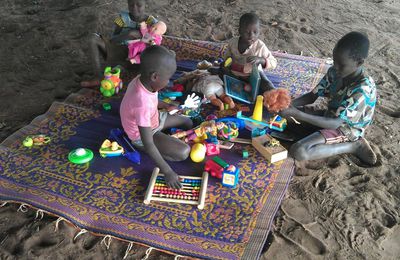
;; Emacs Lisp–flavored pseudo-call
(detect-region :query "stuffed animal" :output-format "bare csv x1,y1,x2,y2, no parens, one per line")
127,21,167,64
174,70,235,111
263,88,291,113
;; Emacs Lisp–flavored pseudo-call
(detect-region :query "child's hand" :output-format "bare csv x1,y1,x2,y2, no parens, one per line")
247,56,265,66
164,170,182,189
140,21,147,28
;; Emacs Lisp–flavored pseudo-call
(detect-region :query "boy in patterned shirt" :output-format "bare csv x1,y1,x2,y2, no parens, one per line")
81,0,157,87
279,32,377,165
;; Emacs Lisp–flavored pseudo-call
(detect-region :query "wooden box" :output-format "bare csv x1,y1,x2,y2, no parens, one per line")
252,134,288,163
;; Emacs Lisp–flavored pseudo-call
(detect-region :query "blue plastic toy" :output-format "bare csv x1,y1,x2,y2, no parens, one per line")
158,91,183,100
216,117,246,130
222,165,240,188
109,128,141,164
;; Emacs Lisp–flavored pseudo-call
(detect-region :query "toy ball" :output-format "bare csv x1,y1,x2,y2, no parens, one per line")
263,88,291,113
190,143,206,163
68,148,94,164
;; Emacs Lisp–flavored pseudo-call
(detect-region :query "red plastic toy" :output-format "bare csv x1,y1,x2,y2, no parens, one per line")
204,159,224,179
206,143,220,156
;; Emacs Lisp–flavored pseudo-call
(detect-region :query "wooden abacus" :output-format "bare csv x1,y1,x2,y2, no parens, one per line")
143,168,209,209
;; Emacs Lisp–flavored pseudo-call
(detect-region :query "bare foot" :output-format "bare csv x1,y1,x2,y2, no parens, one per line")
80,79,100,88
211,98,224,110
222,95,235,109
354,137,377,165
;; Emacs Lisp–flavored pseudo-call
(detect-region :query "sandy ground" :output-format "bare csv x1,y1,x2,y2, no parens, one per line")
1,0,400,259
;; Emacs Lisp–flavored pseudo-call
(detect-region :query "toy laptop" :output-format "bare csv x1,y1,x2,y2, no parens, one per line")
223,64,260,104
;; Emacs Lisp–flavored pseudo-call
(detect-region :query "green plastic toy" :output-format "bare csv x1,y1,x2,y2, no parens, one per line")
102,103,111,111
68,148,94,164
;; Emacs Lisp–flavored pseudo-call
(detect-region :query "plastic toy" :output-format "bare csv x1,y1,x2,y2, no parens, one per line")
224,57,232,67
102,103,111,111
158,91,183,100
252,134,287,163
231,138,252,144
190,143,206,162
204,159,224,179
172,120,225,143
174,70,235,111
145,15,158,25
224,64,260,104
206,143,220,156
216,117,245,130
236,111,269,127
109,128,141,164
128,21,167,64
217,122,239,141
252,95,264,121
68,148,94,164
144,168,209,209
222,165,240,188
218,140,234,149
268,115,287,132
242,150,249,159
205,156,229,179
99,139,124,158
263,88,291,113
23,135,51,147
100,67,123,97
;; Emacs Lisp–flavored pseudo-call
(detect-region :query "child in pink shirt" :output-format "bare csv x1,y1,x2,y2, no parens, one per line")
120,46,192,188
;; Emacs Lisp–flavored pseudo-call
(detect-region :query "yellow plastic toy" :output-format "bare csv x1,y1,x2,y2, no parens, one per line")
252,95,264,121
190,143,206,163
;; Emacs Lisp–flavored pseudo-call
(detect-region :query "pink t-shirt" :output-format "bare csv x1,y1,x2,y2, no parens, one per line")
120,75,159,141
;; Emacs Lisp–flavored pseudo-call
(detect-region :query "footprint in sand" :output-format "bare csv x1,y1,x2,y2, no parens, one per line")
81,236,102,250
378,105,400,118
312,174,328,192
23,233,62,256
279,215,328,256
300,26,314,35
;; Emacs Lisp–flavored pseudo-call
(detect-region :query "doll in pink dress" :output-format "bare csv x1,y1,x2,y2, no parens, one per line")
127,21,167,64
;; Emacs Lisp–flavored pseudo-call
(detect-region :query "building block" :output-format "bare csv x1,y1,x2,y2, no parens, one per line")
206,143,220,156
222,165,240,188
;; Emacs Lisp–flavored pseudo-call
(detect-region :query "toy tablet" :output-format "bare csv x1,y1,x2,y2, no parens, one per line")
144,168,209,209
224,64,260,104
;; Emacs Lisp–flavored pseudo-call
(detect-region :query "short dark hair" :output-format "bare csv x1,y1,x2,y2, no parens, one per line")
336,31,370,62
140,45,175,76
239,12,259,29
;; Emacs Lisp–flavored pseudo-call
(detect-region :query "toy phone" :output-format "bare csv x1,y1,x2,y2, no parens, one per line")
218,140,234,149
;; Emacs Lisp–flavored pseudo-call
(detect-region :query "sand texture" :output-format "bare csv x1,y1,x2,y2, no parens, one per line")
1,0,399,259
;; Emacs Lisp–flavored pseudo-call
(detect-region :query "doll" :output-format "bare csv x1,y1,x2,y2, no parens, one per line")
263,88,291,113
174,70,235,111
127,21,167,64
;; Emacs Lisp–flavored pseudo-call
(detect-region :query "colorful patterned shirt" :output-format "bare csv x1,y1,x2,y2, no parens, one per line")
312,67,376,141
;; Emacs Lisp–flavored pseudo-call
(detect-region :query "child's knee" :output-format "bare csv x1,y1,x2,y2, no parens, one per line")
182,117,193,129
172,143,190,161
289,142,309,161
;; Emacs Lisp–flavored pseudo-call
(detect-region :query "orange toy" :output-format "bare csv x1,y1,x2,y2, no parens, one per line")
263,88,291,113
